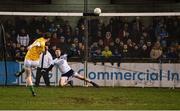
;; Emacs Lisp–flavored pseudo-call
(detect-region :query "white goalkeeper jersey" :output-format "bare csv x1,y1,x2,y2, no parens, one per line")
52,54,71,74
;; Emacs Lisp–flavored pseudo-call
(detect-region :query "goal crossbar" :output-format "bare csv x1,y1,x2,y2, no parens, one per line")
0,12,180,16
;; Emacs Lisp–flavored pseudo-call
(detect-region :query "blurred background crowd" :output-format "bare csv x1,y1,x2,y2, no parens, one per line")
0,16,180,64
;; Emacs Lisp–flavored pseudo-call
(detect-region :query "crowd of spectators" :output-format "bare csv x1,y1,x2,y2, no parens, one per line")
0,16,180,63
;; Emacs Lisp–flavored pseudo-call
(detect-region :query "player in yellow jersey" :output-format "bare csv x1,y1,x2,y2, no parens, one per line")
15,36,50,96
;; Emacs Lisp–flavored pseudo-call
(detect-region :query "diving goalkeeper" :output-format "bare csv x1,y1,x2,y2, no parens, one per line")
47,48,99,87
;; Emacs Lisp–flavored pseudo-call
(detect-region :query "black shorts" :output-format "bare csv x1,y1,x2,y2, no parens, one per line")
61,69,74,78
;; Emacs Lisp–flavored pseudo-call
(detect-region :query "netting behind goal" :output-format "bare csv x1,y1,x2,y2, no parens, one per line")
0,12,179,87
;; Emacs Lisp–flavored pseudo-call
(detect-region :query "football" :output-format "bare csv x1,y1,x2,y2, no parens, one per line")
94,8,101,15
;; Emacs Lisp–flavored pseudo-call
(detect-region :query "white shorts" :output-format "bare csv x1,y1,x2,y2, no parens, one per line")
24,59,39,68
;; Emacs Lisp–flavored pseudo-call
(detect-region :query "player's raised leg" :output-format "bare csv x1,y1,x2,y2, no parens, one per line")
15,68,25,77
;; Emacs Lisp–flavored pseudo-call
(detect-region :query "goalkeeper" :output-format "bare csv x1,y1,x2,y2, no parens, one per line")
47,48,99,87
15,35,50,96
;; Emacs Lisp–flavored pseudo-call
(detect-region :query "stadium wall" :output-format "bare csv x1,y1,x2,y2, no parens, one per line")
1,62,178,87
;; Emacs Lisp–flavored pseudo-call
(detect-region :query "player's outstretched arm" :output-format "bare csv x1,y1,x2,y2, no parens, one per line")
46,64,54,72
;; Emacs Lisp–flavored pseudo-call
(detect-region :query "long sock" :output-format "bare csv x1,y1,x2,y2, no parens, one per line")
28,85,35,93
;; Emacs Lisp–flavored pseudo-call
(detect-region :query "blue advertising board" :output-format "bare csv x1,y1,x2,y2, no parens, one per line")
0,61,19,85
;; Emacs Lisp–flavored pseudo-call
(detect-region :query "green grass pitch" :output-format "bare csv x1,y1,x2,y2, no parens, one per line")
0,86,180,110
